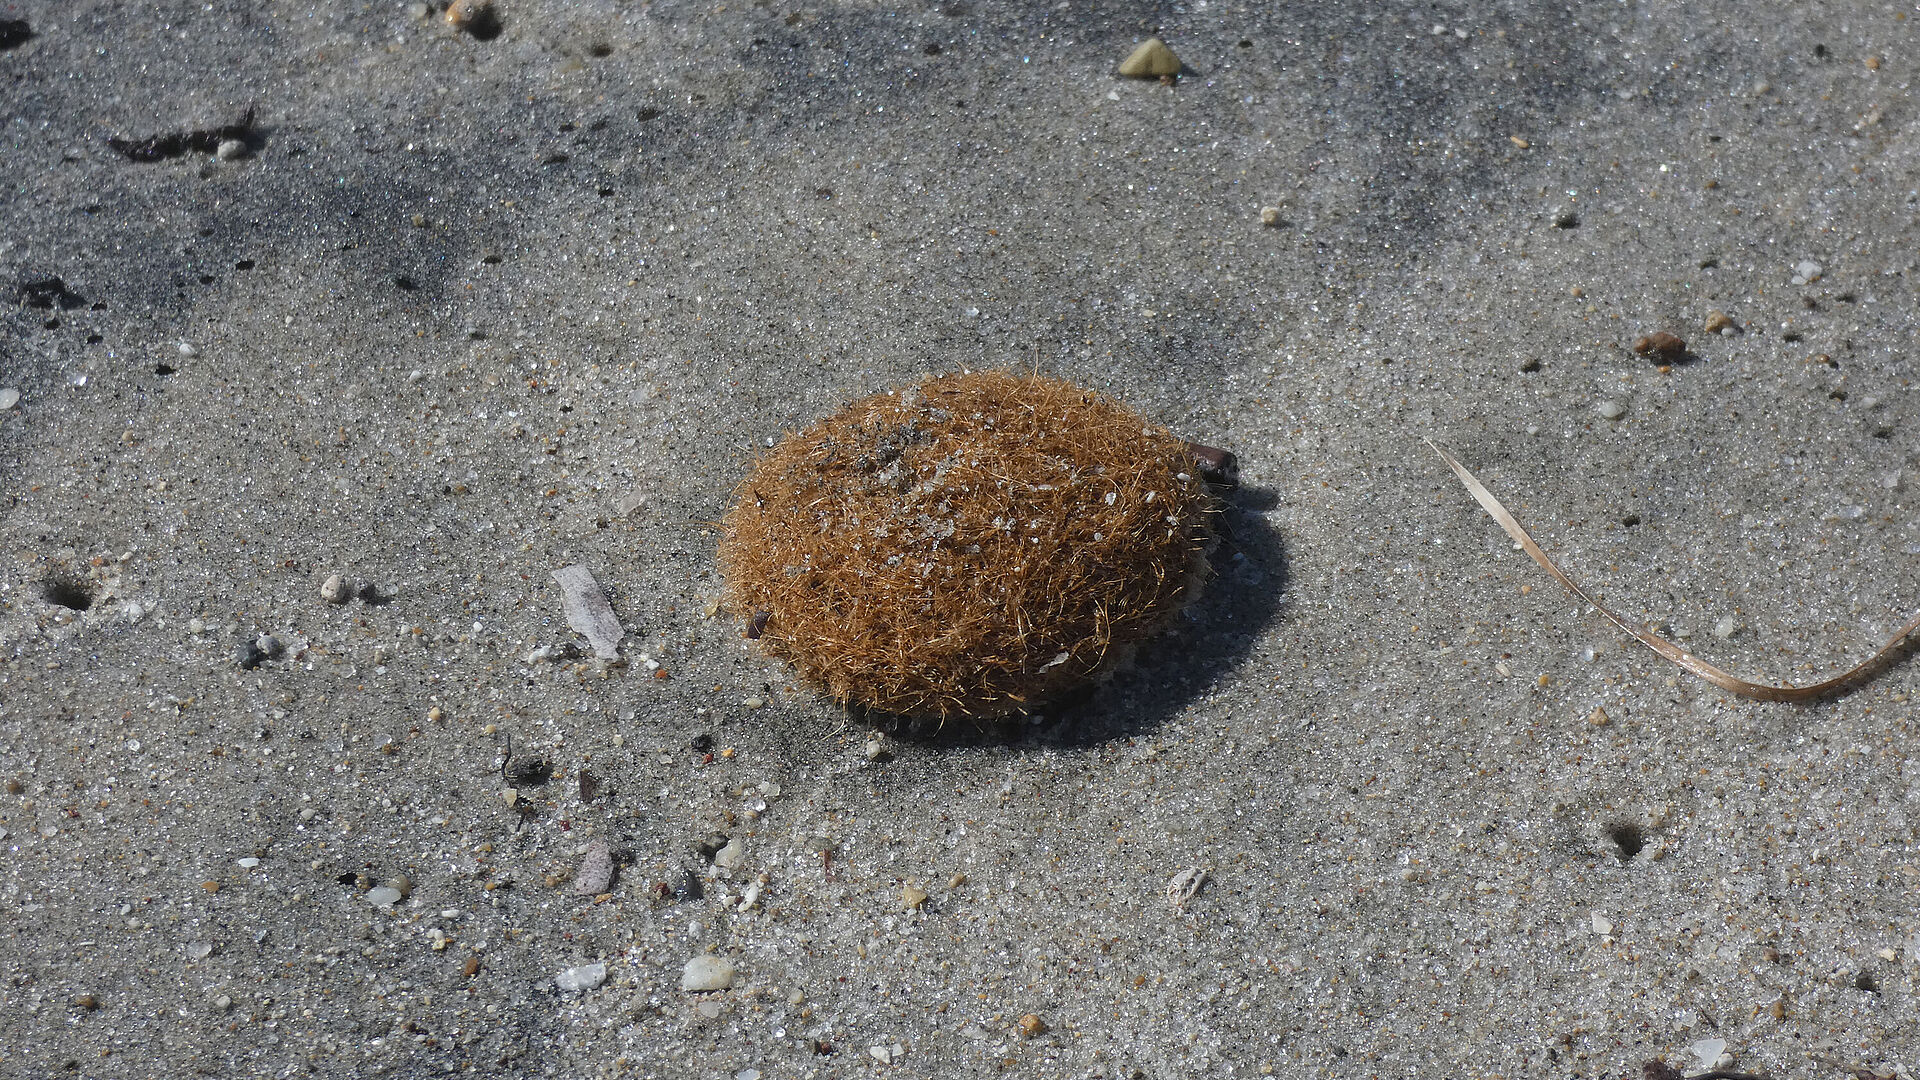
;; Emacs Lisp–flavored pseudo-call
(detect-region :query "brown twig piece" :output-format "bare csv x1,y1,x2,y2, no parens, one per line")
1429,440,1920,702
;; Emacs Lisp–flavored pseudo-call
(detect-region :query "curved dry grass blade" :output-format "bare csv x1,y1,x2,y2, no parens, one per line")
1427,439,1920,703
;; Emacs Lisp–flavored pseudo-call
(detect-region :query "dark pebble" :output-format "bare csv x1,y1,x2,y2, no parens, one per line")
676,868,705,901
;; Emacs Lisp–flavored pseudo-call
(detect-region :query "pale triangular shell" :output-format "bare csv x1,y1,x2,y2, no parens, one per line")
1118,37,1180,78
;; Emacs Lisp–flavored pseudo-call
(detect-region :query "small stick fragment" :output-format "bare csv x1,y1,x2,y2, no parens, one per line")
551,564,623,660
1428,440,1920,702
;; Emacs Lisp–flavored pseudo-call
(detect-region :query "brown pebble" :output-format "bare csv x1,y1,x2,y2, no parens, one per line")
1866,55,1882,71
74,994,100,1011
1703,310,1736,334
1018,1013,1048,1038
1631,331,1686,360
463,955,481,977
1586,707,1610,727
201,880,220,893
445,0,492,29
4,778,20,794
900,883,929,910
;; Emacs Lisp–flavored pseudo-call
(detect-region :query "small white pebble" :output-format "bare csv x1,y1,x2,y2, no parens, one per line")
743,696,765,709
1595,400,1627,421
1259,206,1281,226
555,962,608,993
680,954,736,992
0,388,20,410
321,574,352,604
1712,615,1738,639
215,139,248,161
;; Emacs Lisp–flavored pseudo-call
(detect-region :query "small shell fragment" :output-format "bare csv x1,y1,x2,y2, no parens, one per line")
1117,37,1180,78
1166,866,1207,910
572,840,614,895
552,564,624,660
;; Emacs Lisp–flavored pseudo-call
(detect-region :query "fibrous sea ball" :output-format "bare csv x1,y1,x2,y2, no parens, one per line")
718,370,1218,720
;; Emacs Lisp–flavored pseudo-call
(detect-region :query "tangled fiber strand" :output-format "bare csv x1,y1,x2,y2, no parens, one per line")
718,370,1219,720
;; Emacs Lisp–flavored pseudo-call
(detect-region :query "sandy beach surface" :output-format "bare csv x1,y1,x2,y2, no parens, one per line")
4,2,1920,1077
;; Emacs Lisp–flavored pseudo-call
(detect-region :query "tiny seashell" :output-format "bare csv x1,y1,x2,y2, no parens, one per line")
1118,38,1180,78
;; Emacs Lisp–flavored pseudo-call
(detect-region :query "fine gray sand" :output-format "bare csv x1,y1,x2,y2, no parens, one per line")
4,3,1919,1078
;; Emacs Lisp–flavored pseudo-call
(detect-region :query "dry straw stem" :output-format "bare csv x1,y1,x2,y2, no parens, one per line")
719,371,1218,720
1430,440,1920,702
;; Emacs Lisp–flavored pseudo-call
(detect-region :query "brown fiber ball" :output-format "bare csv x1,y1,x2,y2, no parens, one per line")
718,370,1218,720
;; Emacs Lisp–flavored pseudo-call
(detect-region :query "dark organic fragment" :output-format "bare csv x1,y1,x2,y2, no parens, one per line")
1186,443,1240,490
504,756,552,787
107,106,257,163
0,19,31,50
19,278,85,310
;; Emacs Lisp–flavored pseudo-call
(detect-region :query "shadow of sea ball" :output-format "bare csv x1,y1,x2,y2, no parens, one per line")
718,370,1219,721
